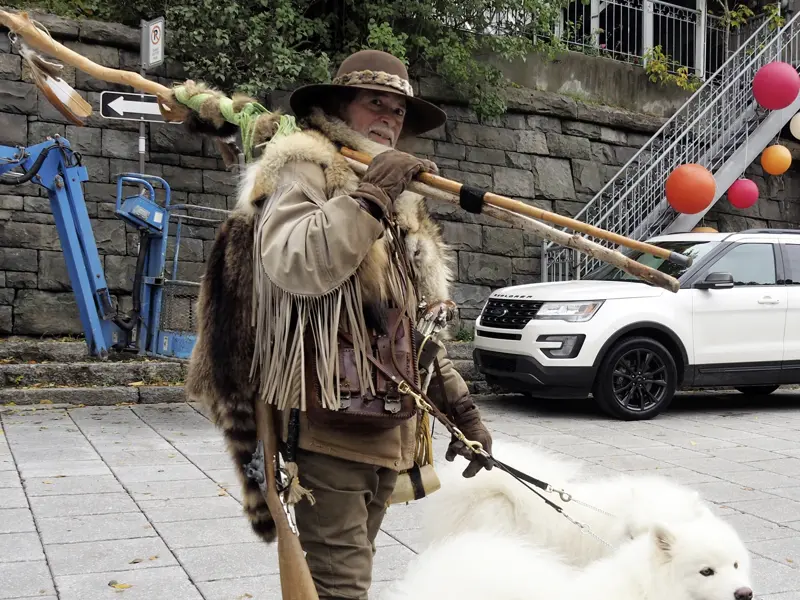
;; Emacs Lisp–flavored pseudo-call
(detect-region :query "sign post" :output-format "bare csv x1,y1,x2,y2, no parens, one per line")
137,17,166,177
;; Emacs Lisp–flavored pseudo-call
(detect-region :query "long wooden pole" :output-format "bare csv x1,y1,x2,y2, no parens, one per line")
340,147,690,269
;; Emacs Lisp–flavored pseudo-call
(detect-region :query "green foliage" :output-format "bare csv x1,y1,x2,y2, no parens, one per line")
644,45,702,92
13,0,569,120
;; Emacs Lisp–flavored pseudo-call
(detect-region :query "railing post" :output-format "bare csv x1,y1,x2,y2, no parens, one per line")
643,0,655,62
696,0,707,78
591,0,601,48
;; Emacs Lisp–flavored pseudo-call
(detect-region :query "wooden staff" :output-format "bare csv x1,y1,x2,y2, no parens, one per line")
0,8,684,292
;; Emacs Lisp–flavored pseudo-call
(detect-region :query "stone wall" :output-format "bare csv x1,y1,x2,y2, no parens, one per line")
2,11,800,337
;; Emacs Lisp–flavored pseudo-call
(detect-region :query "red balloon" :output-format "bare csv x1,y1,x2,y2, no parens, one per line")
665,164,716,214
727,178,759,209
753,61,800,110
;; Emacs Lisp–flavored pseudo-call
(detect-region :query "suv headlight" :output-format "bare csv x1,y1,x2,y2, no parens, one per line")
535,301,604,322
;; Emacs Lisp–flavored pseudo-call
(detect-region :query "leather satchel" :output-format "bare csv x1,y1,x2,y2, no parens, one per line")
305,308,419,431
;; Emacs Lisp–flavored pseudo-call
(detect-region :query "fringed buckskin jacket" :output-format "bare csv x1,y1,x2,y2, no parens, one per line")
185,108,471,543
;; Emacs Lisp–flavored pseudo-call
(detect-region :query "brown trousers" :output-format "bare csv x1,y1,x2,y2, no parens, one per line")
294,448,399,600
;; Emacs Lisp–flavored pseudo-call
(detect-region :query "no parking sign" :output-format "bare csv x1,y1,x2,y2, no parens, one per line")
141,17,165,70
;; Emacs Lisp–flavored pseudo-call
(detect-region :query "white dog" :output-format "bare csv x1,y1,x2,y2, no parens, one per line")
382,518,754,600
422,439,716,566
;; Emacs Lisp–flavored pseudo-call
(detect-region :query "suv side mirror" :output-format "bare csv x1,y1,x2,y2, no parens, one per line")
694,272,735,290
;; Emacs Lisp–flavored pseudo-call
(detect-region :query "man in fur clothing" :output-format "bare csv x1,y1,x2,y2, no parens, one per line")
185,49,493,599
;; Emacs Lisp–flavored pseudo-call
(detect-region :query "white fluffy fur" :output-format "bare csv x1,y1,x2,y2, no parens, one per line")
381,518,753,600
422,439,717,567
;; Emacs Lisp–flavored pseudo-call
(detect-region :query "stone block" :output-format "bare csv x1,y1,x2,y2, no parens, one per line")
492,166,535,198
615,145,640,165
174,261,207,282
533,157,575,200
433,157,459,169
0,81,36,114
12,212,55,225
511,273,540,285
526,115,562,133
441,169,492,190
79,20,140,48
442,105,479,123
27,121,64,147
0,222,60,251
63,41,119,68
483,227,524,256
590,142,616,165
104,255,138,292
0,248,37,272
39,251,71,292
161,166,202,193
13,290,82,335
24,196,51,214
627,132,652,147
167,237,204,263
7,271,37,288
150,152,181,166
459,252,512,286
435,142,466,160
448,123,518,151
37,90,87,126
396,137,434,155
0,196,22,211
600,126,627,145
150,123,204,155
562,121,601,139
102,129,140,160
506,152,532,170
0,53,21,80
516,130,549,155
546,134,591,160
419,123,446,141
0,113,26,146
0,561,55,598
0,288,14,304
0,272,5,287
465,147,505,166
65,126,102,155
451,282,492,310
440,222,482,251
181,156,218,169
573,159,611,195
80,155,110,184
203,170,235,195
459,161,493,174
188,193,228,211
0,305,10,333
554,199,589,219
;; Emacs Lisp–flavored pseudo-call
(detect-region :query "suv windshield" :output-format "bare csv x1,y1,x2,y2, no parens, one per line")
587,240,720,282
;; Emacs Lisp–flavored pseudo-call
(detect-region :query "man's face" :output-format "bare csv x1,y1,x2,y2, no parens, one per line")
343,89,406,147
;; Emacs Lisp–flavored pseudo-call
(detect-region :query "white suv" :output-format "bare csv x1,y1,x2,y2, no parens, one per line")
473,229,800,420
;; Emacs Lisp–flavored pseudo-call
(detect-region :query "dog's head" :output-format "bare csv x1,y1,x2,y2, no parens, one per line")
650,518,753,600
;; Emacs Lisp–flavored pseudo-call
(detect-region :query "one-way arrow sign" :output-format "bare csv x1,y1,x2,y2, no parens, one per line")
100,91,180,123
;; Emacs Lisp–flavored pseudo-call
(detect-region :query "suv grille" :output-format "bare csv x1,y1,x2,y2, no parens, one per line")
480,299,543,330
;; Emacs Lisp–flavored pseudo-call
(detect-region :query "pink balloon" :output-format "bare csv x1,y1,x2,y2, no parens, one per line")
753,61,800,110
727,178,759,209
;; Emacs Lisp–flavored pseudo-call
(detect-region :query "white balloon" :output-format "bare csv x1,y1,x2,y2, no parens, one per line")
790,113,800,140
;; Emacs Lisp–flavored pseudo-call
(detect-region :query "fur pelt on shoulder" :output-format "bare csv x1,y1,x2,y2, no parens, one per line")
186,108,454,545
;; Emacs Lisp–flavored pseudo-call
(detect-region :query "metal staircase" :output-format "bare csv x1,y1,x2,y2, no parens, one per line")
543,11,800,282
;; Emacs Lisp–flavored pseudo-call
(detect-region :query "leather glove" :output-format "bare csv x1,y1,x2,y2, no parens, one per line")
351,150,438,218
444,396,494,478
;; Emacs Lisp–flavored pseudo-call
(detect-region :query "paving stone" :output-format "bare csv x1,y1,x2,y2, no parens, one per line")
626,466,720,485
761,592,800,599
45,537,178,577
691,481,781,504
12,446,100,464
723,513,800,543
17,460,111,479
0,508,35,533
154,517,259,549
110,464,208,483
0,487,26,508
0,470,22,488
771,487,800,502
749,537,800,569
0,532,44,562
37,512,157,545
55,566,203,600
719,470,800,490
0,560,55,599
673,456,759,475
29,493,139,518
726,498,800,524
710,447,786,463
749,458,800,477
175,542,278,581
197,574,282,600
591,454,668,471
124,479,226,501
23,474,124,497
628,445,712,462
138,496,243,523
183,452,233,471
750,557,799,595
100,451,191,468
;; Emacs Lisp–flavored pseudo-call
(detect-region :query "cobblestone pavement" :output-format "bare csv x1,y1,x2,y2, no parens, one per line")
1,392,799,600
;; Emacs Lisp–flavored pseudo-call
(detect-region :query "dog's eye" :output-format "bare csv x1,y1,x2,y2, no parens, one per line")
734,562,739,569
700,568,715,577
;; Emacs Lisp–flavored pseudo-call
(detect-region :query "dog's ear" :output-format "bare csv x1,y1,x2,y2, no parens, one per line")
652,524,676,560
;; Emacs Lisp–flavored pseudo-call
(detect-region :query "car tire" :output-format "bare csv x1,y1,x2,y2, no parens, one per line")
734,385,780,396
593,336,678,421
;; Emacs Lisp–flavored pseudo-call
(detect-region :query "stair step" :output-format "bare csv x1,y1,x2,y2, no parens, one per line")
0,385,186,406
0,337,91,363
0,361,187,389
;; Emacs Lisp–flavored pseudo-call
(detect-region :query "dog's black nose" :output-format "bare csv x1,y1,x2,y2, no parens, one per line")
734,587,753,600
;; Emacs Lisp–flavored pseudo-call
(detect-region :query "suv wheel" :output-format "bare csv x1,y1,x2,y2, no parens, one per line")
593,336,678,421
735,385,780,396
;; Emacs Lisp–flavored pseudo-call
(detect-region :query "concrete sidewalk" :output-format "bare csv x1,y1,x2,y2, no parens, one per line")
1,396,799,599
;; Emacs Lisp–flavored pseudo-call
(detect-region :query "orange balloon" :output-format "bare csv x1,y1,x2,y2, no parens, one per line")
761,144,792,175
665,164,716,214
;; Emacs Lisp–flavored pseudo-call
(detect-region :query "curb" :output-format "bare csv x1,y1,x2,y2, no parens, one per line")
0,385,187,406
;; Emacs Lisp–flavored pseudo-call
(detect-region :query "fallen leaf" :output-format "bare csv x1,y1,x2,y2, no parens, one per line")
238,594,253,599
218,489,228,496
690,441,697,446
129,558,143,564
107,580,132,590
42,481,52,485
129,381,145,387
39,399,53,404
148,555,159,561
787,558,794,563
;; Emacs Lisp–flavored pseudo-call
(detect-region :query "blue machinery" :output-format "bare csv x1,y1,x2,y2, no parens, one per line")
0,135,227,359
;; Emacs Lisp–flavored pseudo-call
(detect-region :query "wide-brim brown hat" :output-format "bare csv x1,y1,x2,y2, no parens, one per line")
290,49,447,137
